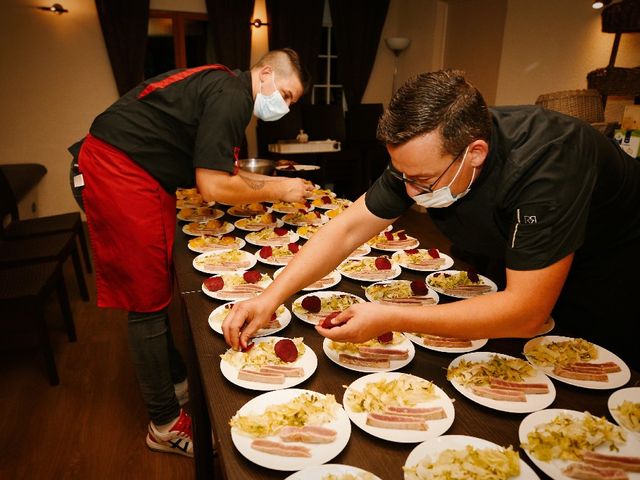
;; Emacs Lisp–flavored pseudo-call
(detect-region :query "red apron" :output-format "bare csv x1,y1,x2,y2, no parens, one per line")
79,134,175,312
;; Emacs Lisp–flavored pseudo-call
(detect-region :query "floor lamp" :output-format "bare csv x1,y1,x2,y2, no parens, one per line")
385,37,411,96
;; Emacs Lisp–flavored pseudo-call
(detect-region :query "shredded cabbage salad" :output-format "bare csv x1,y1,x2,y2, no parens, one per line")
447,355,534,386
220,336,304,369
614,400,640,432
525,338,598,367
428,271,483,290
346,374,437,413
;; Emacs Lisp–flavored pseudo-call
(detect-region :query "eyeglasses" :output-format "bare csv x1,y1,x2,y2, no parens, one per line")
386,148,465,194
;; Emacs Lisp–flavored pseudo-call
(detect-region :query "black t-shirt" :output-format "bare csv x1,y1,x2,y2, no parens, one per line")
365,106,640,363
87,66,253,193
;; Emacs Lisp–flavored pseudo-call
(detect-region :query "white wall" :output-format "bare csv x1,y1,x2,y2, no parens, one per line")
496,0,640,121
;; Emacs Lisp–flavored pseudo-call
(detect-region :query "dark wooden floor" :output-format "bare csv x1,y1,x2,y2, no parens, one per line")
0,258,195,479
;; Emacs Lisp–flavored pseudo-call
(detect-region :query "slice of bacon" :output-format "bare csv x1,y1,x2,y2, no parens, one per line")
357,346,409,360
351,270,396,280
407,259,446,269
259,365,304,377
278,425,337,444
366,412,428,430
384,406,447,420
251,439,311,457
470,385,526,402
489,377,550,394
379,297,435,306
583,451,640,472
563,462,629,480
338,353,390,368
563,362,621,374
421,335,473,348
553,365,609,382
237,369,285,384
444,284,494,296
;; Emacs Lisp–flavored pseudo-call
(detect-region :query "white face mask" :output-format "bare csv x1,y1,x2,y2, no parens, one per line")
413,147,475,209
253,72,289,122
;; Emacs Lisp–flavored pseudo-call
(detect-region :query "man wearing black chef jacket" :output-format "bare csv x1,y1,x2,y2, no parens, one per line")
71,48,311,457
223,69,640,371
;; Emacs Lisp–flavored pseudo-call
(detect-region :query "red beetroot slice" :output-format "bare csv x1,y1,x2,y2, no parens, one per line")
467,269,480,283
243,270,262,284
384,231,394,241
377,332,393,343
320,311,341,329
405,248,419,255
427,248,440,259
204,276,224,291
242,341,254,353
397,231,407,240
259,246,273,259
274,338,298,362
288,243,300,253
410,280,429,296
301,295,321,313
298,208,307,214
321,195,331,204
273,227,288,236
375,256,392,270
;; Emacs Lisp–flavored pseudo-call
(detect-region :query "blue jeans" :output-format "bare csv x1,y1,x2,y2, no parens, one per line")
127,308,187,425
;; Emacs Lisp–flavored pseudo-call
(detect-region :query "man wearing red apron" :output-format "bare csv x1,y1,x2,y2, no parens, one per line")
72,49,310,457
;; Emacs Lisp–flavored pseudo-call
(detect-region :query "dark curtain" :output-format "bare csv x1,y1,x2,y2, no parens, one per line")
329,0,389,108
95,0,150,96
205,0,255,70
266,0,325,103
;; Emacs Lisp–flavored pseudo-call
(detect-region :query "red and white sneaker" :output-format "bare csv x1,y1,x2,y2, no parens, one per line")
146,409,193,457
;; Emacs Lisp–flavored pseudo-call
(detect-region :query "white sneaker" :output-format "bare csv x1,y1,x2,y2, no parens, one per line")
174,379,189,406
146,409,193,457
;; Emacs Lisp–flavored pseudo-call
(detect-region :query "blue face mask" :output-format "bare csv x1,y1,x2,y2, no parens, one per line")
253,73,289,122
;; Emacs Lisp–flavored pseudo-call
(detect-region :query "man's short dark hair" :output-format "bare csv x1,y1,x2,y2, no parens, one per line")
253,48,311,94
377,70,491,156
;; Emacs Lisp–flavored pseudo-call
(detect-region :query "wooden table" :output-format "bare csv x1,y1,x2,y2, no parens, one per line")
174,208,639,480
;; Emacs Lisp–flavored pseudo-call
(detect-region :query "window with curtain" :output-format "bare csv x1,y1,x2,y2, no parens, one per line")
145,10,216,79
312,0,343,106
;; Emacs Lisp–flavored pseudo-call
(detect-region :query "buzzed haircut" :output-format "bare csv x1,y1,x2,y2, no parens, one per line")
252,48,310,93
377,70,491,156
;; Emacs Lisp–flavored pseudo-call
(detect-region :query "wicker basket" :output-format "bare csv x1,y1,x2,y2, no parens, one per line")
535,89,605,123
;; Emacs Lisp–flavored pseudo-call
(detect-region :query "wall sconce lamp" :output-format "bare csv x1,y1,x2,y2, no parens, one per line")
250,19,269,28
592,0,612,9
37,3,68,14
385,37,411,96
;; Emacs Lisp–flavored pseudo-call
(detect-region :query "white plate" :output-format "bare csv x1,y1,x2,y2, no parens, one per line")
404,333,488,354
192,249,256,274
405,435,540,480
176,207,224,222
234,217,284,232
254,246,300,266
245,229,300,247
347,243,371,258
323,334,415,373
292,291,365,325
343,372,454,443
208,301,291,337
426,270,498,299
608,387,640,439
311,198,352,211
274,267,342,291
337,256,402,282
276,164,321,172
220,336,317,391
282,212,329,227
226,204,270,217
369,235,420,252
391,250,455,272
364,280,440,305
182,221,234,237
270,202,315,214
230,388,351,471
447,351,556,413
518,408,640,480
201,272,273,301
523,335,631,390
285,464,381,480
307,189,337,200
187,236,246,254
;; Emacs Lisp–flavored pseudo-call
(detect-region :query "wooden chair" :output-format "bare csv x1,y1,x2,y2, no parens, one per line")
0,167,92,273
0,261,76,385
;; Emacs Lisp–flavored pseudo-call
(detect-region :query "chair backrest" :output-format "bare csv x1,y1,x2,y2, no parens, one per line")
256,104,304,157
535,89,605,123
346,103,384,145
0,168,19,230
302,104,346,143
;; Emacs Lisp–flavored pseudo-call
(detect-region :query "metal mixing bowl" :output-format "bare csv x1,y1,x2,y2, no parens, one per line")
237,158,275,175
